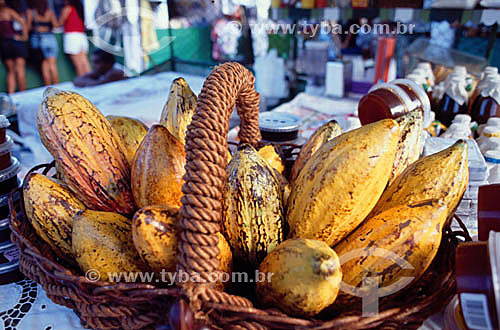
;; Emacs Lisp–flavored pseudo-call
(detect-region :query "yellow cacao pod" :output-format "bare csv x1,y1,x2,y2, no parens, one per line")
222,145,285,267
106,115,148,167
258,145,285,174
132,205,179,273
72,210,146,282
131,124,186,209
160,77,197,145
335,200,448,305
289,119,342,183
23,173,85,262
37,88,135,214
370,140,469,220
287,119,400,246
390,109,424,185
256,238,342,317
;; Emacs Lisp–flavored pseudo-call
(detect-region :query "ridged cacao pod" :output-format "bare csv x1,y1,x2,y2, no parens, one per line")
37,88,135,214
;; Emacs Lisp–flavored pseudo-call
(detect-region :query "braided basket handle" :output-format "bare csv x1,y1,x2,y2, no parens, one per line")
176,63,261,285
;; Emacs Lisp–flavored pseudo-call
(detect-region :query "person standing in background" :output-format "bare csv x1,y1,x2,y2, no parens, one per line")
28,0,59,85
59,0,90,76
0,0,28,93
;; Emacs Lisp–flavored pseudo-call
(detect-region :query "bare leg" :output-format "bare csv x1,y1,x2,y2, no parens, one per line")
48,57,59,84
79,52,91,74
69,54,82,76
15,57,26,91
41,59,51,85
4,59,16,94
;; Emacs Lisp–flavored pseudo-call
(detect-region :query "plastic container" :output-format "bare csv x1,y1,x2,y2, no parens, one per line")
0,115,9,145
0,241,22,284
0,190,20,244
259,112,302,142
0,135,15,171
415,62,435,86
441,123,472,139
485,151,500,184
0,157,21,196
479,136,500,155
358,82,414,125
478,117,500,136
259,111,305,179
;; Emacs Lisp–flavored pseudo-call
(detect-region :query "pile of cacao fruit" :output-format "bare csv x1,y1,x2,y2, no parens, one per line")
23,76,469,318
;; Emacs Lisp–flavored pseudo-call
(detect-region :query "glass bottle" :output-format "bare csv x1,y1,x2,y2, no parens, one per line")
471,74,500,125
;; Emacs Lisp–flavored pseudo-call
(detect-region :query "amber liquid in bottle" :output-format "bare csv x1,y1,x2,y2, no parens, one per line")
470,96,500,125
437,94,468,127
358,89,407,125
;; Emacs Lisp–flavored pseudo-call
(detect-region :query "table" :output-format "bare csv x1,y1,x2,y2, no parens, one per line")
1,88,447,330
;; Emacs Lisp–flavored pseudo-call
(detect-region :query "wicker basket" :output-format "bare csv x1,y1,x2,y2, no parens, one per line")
9,63,471,330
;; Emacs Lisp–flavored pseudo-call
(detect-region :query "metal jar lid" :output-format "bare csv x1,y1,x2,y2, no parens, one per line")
259,112,301,142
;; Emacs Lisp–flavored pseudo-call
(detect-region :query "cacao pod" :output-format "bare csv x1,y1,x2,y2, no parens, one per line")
289,119,342,183
369,140,469,220
23,173,85,262
334,200,448,305
222,145,285,267
132,205,179,273
72,210,146,282
37,88,135,214
131,125,186,209
389,109,423,184
106,115,148,166
287,119,400,246
160,77,197,145
256,238,342,317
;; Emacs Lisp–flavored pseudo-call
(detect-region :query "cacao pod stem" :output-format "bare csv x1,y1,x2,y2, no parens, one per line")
314,257,340,277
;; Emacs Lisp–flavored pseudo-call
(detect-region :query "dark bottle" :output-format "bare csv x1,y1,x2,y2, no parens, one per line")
436,75,469,127
437,94,469,127
358,83,412,125
471,75,500,125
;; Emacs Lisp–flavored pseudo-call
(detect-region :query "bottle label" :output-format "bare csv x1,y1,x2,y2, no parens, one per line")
460,293,494,330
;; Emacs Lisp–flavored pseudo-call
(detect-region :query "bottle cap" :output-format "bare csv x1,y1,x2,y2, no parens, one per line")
487,117,500,127
483,126,500,138
416,62,433,73
259,112,301,142
0,116,9,129
453,114,472,125
485,150,500,163
484,66,499,76
452,66,467,77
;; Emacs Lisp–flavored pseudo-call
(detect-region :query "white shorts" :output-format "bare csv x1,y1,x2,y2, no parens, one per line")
63,32,89,55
